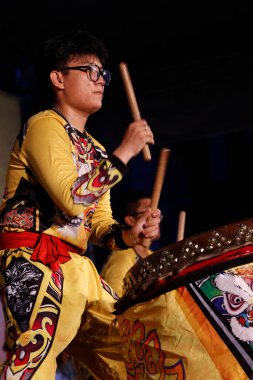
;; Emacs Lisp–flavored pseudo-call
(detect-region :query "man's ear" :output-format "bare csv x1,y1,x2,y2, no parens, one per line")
50,70,64,89
124,215,135,227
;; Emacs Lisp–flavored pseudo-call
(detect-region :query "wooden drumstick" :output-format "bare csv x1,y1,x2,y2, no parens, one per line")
119,62,151,161
143,148,171,248
176,210,186,241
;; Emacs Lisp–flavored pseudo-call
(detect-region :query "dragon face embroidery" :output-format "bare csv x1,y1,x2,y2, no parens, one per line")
213,268,253,342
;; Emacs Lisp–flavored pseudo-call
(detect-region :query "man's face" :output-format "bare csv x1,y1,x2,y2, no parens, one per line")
52,55,106,116
126,197,161,240
132,198,151,218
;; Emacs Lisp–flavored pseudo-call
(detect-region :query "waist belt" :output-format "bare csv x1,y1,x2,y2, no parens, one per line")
0,231,83,271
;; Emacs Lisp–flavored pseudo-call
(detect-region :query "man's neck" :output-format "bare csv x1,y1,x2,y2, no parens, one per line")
53,105,88,133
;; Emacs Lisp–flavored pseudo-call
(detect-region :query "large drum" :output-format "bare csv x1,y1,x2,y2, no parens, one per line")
115,219,253,379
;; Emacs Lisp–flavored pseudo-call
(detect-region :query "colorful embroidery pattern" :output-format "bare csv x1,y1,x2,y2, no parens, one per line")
0,253,64,379
46,268,63,303
2,295,60,379
100,277,119,300
188,263,253,377
5,256,43,332
118,318,185,379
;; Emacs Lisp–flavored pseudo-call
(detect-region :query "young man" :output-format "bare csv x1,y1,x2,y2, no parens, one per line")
0,29,161,379
101,189,161,296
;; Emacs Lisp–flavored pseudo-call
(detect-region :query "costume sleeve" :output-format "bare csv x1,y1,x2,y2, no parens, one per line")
20,116,124,218
100,249,137,296
89,189,128,250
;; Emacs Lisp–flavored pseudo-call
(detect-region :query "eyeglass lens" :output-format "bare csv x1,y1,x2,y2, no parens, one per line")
89,65,111,85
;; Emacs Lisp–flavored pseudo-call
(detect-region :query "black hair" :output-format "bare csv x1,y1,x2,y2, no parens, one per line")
44,28,108,74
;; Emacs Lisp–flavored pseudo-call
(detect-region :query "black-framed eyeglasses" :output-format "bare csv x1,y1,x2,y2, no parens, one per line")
59,64,111,86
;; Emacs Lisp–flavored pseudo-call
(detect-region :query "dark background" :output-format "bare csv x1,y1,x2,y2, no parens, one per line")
1,1,253,267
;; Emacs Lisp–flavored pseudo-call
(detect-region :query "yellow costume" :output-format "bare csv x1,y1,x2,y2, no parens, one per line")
101,248,152,296
0,109,127,379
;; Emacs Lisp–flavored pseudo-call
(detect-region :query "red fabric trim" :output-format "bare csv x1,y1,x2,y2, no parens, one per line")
0,231,82,271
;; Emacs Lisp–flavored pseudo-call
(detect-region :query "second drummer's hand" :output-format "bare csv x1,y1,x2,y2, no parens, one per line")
122,208,162,248
112,119,154,164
